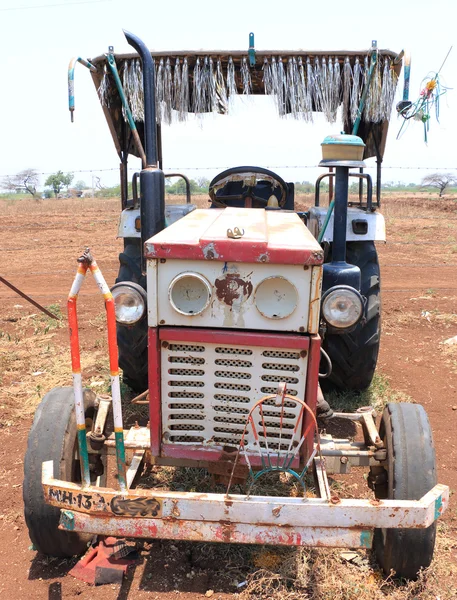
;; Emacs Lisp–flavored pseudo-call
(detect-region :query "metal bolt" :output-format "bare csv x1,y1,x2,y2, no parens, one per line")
299,326,305,332
162,341,169,348
160,320,165,325
300,350,307,358
272,506,281,517
340,456,348,464
303,265,309,270
160,258,166,263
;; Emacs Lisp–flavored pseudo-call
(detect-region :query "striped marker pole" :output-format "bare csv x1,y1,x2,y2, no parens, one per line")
89,259,127,492
67,249,127,492
68,262,92,488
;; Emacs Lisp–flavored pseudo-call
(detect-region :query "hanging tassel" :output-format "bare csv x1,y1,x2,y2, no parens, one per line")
209,57,218,112
263,57,273,95
277,57,286,115
155,58,164,123
299,57,312,121
313,57,323,113
241,57,252,95
330,57,341,122
163,58,173,124
173,58,181,113
365,52,382,122
98,64,111,107
215,58,228,114
343,57,352,128
193,57,202,113
351,57,362,124
380,56,397,121
180,57,189,120
227,56,237,98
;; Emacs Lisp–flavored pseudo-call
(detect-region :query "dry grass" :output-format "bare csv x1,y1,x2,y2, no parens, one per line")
235,521,457,599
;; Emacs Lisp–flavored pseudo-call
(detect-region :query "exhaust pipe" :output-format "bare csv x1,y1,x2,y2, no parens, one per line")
123,30,165,271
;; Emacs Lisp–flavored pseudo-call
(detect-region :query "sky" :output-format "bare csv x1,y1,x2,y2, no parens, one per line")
0,0,456,190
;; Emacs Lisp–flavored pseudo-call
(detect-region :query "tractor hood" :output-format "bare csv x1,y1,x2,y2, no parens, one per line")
144,207,324,266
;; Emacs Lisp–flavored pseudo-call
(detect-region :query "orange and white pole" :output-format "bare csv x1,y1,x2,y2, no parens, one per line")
67,249,127,491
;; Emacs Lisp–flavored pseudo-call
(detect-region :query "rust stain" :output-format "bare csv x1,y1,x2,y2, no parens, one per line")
215,273,253,307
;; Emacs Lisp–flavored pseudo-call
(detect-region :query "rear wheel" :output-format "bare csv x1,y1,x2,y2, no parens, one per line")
372,403,437,579
116,240,148,392
23,387,103,557
322,241,380,391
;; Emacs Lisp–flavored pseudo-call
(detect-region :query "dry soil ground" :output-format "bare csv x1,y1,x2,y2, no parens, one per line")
0,193,456,599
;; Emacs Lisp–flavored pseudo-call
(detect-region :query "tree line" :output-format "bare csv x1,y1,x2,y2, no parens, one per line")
2,169,457,199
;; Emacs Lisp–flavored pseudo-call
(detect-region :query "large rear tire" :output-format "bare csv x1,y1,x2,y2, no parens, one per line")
322,241,380,391
23,387,102,557
372,403,437,579
116,240,149,393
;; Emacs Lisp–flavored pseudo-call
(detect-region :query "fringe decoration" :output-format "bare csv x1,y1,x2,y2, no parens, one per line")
262,58,273,95
163,58,173,124
215,58,228,114
180,58,189,120
350,57,362,124
241,57,252,95
365,52,382,122
277,57,286,115
155,58,164,123
193,57,202,113
227,56,237,97
380,57,397,121
98,64,111,107
343,57,352,128
99,53,397,126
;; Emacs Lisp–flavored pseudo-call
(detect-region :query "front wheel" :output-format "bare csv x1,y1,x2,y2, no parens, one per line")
372,403,437,579
23,387,103,557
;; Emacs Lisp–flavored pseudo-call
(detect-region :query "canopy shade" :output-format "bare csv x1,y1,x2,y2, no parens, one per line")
90,48,402,161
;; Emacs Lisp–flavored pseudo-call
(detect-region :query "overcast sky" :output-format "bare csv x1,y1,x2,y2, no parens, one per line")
1,0,456,189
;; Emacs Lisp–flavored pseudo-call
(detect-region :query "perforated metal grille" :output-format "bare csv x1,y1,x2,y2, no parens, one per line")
161,337,308,453
169,344,205,352
262,350,300,359
169,356,205,364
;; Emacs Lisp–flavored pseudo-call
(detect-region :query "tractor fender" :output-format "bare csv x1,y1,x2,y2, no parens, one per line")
307,206,386,243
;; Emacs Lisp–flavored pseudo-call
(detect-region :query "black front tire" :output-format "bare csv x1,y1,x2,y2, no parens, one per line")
116,240,149,393
23,387,99,557
373,403,437,579
322,241,381,391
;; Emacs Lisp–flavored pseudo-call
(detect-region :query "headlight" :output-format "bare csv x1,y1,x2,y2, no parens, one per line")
169,272,212,316
111,282,146,325
321,286,363,329
255,276,298,319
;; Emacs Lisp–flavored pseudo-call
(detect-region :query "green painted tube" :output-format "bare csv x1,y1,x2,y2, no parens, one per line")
77,426,91,487
106,52,147,166
115,430,127,491
317,199,335,244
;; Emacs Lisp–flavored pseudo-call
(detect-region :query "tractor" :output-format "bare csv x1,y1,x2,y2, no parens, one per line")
23,31,448,581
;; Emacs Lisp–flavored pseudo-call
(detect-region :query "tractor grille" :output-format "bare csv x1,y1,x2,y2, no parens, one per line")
161,339,308,452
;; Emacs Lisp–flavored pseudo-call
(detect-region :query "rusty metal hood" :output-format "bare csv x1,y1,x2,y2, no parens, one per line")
144,208,323,265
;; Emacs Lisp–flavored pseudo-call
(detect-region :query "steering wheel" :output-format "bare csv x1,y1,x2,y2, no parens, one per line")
209,166,289,208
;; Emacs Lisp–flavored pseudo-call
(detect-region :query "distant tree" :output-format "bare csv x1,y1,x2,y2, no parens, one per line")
1,168,39,198
420,173,457,197
74,179,88,191
44,171,74,197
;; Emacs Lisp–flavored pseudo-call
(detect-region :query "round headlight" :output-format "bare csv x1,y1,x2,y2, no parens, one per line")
255,276,298,319
322,286,363,329
111,282,146,325
169,272,212,316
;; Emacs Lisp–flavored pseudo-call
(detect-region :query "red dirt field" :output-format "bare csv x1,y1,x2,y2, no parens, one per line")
0,193,456,599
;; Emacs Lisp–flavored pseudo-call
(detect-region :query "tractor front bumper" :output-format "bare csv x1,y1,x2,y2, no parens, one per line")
42,461,449,549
